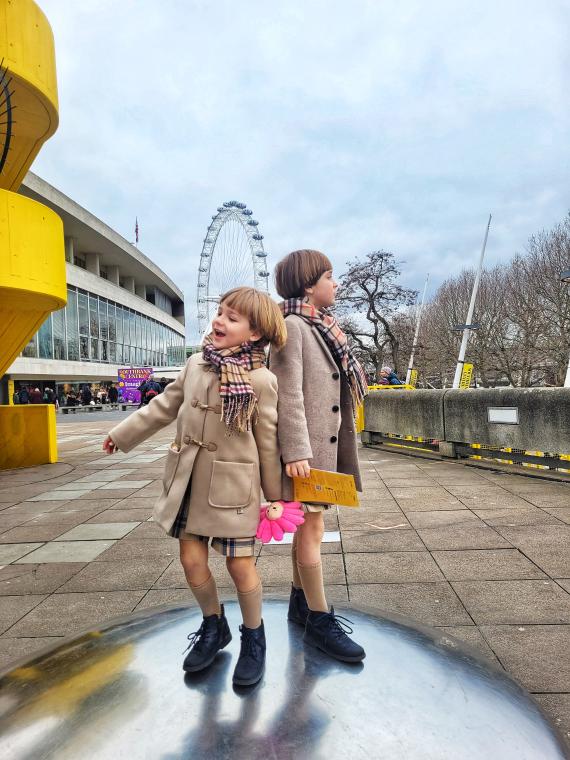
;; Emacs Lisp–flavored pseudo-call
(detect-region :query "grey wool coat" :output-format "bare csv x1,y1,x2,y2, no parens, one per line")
269,314,362,500
108,353,282,538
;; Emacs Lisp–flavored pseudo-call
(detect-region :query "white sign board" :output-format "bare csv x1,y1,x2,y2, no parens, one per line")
487,407,519,425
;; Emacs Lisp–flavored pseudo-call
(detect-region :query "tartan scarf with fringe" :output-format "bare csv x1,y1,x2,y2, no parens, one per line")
202,336,266,433
280,298,368,411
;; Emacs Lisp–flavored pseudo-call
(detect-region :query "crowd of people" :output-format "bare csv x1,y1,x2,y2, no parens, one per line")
12,377,171,408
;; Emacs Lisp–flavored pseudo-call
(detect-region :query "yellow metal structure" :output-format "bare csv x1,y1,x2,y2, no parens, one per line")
0,0,59,191
0,0,64,469
0,191,66,376
0,404,57,468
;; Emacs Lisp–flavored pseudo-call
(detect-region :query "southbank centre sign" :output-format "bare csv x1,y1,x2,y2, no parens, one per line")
117,367,153,404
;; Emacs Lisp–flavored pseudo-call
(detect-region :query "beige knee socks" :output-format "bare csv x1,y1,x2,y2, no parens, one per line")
190,573,221,617
237,581,263,629
297,561,328,612
291,534,303,589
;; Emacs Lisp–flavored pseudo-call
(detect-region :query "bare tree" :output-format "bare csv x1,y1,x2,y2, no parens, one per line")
336,251,417,379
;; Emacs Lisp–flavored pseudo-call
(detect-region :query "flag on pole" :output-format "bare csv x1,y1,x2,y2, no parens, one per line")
135,217,139,244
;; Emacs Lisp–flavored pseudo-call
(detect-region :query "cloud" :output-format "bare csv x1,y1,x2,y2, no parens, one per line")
34,0,570,340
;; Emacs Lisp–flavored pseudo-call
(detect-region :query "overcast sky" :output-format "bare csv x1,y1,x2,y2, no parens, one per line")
34,0,569,340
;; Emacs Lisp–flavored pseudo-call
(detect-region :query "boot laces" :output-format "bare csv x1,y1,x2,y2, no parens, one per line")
327,612,354,640
239,626,261,658
182,620,207,654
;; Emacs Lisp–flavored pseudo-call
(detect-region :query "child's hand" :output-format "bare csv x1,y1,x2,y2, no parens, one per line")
102,435,117,454
285,460,310,478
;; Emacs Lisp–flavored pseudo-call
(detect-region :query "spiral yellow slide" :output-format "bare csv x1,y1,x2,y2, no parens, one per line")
0,0,65,469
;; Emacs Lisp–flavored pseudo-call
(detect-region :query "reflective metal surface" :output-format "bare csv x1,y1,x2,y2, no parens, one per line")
0,599,567,759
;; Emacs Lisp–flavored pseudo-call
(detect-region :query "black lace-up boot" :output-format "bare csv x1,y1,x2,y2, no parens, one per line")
232,621,266,687
304,607,366,663
288,584,310,626
182,604,232,673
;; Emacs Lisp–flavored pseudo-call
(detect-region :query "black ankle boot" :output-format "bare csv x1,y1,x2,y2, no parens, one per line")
288,585,310,626
183,604,232,673
304,607,366,663
232,621,266,687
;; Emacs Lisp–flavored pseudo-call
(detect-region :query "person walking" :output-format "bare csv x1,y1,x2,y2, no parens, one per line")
80,385,92,405
29,387,43,404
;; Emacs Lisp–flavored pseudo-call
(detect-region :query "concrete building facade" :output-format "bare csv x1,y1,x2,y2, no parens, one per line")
1,173,185,400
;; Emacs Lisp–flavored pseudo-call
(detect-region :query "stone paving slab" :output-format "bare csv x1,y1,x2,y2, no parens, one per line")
431,549,546,581
0,417,569,746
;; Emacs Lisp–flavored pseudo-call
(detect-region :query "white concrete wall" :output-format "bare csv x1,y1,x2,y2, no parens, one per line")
8,357,122,382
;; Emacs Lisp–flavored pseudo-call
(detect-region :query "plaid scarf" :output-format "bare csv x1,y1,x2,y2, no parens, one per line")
202,337,266,433
280,299,368,411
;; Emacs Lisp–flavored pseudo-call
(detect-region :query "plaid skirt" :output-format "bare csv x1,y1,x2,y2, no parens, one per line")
168,481,256,557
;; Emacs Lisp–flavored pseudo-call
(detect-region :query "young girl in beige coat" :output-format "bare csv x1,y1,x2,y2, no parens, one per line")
270,250,368,663
102,287,286,686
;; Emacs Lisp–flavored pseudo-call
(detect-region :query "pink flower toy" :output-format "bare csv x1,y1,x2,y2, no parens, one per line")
256,501,304,543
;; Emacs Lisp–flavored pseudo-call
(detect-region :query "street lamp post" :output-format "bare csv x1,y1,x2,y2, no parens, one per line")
452,215,492,389
561,269,570,388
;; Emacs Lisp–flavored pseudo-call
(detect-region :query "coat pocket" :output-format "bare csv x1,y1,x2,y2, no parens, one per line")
162,445,182,493
208,461,254,509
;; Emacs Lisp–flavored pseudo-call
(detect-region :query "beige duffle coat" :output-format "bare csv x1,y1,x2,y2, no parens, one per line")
108,353,282,538
269,314,362,500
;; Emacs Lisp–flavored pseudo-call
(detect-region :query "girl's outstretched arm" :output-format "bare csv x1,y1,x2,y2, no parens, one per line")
105,361,189,453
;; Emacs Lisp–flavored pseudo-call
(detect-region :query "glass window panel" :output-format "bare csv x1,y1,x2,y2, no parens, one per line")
91,337,99,361
89,295,99,337
116,306,123,343
109,342,116,363
66,288,79,361
108,304,116,341
135,314,142,348
22,333,37,358
80,335,89,360
52,307,66,360
127,310,134,344
99,299,109,339
78,292,89,335
38,314,53,359
101,341,108,362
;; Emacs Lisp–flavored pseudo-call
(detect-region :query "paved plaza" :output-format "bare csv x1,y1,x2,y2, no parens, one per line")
0,414,569,745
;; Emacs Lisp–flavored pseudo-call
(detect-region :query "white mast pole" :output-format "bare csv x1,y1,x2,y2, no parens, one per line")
452,214,492,389
406,272,430,385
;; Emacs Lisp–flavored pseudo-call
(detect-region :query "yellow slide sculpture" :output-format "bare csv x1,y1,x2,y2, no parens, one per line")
0,0,65,469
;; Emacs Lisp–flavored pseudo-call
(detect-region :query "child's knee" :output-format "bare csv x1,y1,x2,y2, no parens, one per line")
299,513,324,543
179,542,208,577
226,556,256,583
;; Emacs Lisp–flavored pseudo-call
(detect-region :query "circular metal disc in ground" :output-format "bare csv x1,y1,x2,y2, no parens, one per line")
0,599,567,759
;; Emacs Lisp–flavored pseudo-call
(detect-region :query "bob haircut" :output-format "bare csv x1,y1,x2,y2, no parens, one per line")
220,287,287,350
274,249,333,299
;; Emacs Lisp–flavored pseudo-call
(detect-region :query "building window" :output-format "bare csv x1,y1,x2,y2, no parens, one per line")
100,266,108,280
74,254,86,269
22,333,38,358
66,288,80,361
53,307,66,360
78,292,89,337
89,295,99,338
38,314,53,359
